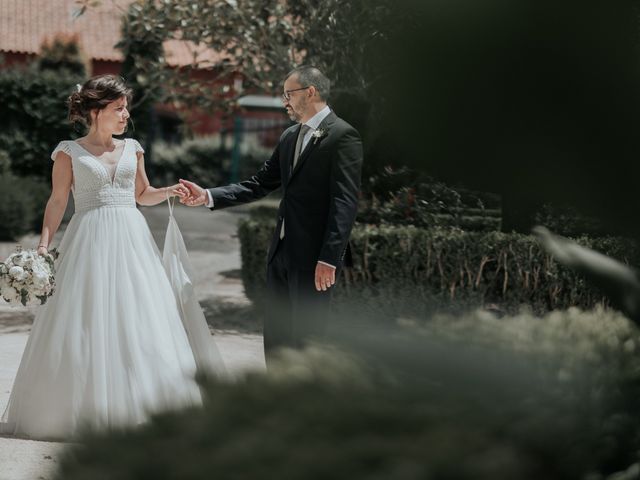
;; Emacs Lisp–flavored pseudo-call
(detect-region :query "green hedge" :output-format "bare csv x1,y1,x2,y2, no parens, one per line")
238,212,639,316
55,308,640,479
0,173,49,241
359,170,502,232
151,136,271,187
0,150,10,173
359,185,501,232
0,64,81,180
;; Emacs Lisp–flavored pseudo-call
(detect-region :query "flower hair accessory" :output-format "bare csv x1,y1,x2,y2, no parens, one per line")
75,83,82,93
312,128,327,144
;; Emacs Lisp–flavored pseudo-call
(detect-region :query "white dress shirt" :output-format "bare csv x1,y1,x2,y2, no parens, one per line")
205,105,336,269
298,105,331,153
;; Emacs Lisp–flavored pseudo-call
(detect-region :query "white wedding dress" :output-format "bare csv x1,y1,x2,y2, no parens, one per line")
0,138,225,440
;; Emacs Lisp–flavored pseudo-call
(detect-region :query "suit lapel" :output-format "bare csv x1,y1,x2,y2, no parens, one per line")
288,112,337,184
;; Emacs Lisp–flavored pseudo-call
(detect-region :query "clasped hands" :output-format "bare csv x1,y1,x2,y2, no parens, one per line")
167,183,190,201
178,179,207,207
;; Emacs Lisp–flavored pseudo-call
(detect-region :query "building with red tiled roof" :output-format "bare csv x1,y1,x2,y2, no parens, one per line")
0,0,224,72
0,0,288,144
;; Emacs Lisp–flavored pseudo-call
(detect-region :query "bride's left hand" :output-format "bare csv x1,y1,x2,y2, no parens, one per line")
167,184,189,199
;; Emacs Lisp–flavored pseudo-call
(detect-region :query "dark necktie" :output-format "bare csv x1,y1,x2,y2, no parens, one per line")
293,124,312,169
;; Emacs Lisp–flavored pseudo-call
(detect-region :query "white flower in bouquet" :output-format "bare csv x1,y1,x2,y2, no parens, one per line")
0,284,19,304
32,269,49,289
11,253,26,267
9,266,28,282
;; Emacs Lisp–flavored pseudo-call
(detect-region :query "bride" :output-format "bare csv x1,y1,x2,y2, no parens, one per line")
0,74,225,440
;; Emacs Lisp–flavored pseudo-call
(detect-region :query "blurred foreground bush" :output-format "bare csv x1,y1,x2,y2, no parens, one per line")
239,210,639,317
55,308,640,479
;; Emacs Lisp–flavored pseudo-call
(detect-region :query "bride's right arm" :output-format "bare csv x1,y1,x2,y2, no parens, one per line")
38,152,73,255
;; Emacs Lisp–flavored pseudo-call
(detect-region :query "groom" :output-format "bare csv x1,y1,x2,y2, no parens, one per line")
179,66,363,361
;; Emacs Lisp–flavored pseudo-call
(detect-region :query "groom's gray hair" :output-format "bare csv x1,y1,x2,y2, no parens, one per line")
285,66,331,102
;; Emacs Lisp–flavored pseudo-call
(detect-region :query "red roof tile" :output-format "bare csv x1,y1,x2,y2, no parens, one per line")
0,0,223,67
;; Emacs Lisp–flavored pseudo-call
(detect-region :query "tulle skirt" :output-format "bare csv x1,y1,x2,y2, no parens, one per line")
0,206,202,440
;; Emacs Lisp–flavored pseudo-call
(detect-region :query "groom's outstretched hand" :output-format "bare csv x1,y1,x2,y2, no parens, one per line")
179,179,207,207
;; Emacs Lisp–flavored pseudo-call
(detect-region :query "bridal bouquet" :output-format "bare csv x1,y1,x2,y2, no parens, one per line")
0,246,58,306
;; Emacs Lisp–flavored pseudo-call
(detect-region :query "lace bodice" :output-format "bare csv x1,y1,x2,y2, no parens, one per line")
51,139,144,213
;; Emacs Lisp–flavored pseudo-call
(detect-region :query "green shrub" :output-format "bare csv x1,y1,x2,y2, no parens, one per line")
151,136,271,187
0,174,49,240
0,64,82,180
359,169,501,232
0,150,10,174
36,33,88,77
534,203,608,237
238,214,640,317
55,308,640,479
237,216,274,307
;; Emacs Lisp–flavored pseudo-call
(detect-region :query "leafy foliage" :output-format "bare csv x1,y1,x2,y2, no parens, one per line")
151,135,271,187
80,0,640,236
0,173,49,241
36,33,88,76
365,0,640,235
0,37,83,239
239,213,640,317
0,150,10,174
359,168,501,231
0,64,82,179
118,3,165,148
116,0,390,108
112,0,393,177
534,203,608,238
55,308,640,479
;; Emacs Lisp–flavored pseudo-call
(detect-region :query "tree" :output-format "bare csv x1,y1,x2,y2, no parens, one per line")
118,2,165,154
367,0,640,235
93,0,640,236
37,33,88,77
0,64,82,179
117,1,386,101
114,0,391,174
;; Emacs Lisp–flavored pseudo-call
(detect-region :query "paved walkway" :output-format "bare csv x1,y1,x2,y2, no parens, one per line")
0,202,266,480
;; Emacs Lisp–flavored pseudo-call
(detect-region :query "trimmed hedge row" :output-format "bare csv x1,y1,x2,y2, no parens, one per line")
358,179,502,232
238,212,640,316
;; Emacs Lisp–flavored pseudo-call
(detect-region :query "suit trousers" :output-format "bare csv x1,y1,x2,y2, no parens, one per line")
264,237,333,361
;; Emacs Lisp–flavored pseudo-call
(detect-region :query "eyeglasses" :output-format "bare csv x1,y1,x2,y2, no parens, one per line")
282,86,311,101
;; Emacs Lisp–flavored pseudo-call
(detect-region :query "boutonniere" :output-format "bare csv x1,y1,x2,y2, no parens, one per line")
312,128,327,144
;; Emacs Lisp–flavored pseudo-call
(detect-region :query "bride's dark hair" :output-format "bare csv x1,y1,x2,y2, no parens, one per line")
67,75,133,127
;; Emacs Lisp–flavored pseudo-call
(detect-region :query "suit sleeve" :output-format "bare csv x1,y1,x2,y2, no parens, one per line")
207,142,282,210
318,127,363,267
